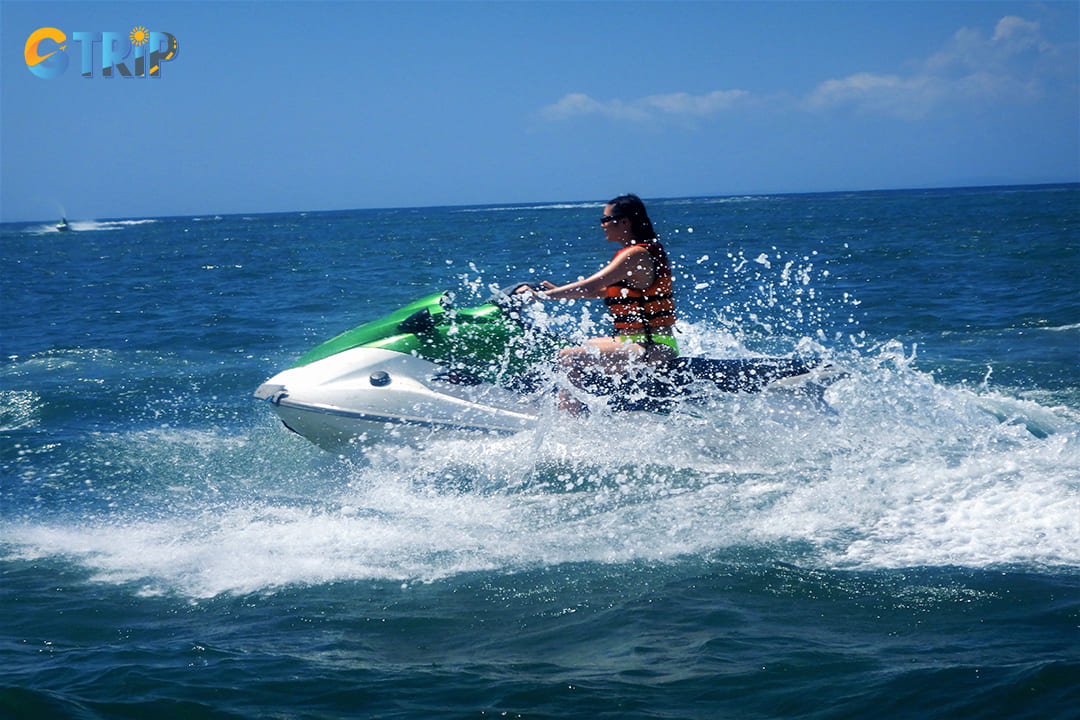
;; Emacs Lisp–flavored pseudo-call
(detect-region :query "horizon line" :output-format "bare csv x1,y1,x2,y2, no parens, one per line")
5,180,1078,226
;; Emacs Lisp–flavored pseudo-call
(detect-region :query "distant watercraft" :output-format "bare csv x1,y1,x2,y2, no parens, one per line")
56,217,71,232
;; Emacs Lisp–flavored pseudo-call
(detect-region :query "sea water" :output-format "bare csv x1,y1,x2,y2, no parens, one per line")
1,185,1078,718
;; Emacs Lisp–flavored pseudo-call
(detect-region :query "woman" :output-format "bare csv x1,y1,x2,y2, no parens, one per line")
519,194,678,413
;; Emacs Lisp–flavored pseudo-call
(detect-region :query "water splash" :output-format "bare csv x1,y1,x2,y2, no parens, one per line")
25,218,159,234
4,338,1076,599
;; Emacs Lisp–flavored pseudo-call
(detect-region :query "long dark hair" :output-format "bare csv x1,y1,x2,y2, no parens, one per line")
608,194,657,242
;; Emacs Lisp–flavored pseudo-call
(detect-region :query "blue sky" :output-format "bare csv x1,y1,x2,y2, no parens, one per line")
2,1,1077,222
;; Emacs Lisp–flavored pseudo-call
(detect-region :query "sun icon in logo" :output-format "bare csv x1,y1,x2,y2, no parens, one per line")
130,26,149,46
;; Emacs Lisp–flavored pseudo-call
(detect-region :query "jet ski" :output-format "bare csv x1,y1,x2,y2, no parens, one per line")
56,217,71,232
255,286,842,451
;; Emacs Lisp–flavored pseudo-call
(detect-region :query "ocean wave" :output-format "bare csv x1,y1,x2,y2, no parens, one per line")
458,201,604,213
0,390,41,432
661,195,773,205
27,218,159,234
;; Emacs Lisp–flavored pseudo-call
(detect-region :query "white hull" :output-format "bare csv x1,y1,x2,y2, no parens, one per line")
255,348,538,451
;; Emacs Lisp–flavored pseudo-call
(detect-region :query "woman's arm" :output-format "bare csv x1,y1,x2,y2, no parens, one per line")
537,246,656,300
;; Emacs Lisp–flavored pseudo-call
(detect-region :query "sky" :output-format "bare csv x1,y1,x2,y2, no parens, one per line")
2,1,1077,222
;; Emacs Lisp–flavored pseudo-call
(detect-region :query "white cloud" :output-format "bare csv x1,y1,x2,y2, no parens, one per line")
640,90,749,115
540,15,1069,124
808,15,1059,118
992,15,1044,51
540,92,609,120
805,72,943,119
540,89,748,122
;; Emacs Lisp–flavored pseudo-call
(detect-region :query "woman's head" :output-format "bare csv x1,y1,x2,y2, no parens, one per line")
605,194,657,242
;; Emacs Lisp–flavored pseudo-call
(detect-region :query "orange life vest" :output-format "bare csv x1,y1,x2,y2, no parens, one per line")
604,241,676,336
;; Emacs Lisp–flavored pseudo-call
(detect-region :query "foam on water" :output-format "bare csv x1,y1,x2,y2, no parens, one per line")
460,201,605,213
25,218,159,234
3,341,1077,599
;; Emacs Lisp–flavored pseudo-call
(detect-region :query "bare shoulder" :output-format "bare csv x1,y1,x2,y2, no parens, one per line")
615,244,653,265
609,245,656,287
615,245,657,274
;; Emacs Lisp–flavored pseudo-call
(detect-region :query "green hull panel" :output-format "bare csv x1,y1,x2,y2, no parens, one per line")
291,292,568,386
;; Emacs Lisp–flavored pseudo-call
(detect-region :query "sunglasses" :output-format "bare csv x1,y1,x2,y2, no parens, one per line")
600,214,625,226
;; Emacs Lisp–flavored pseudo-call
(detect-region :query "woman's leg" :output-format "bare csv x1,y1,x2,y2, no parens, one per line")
555,338,677,414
